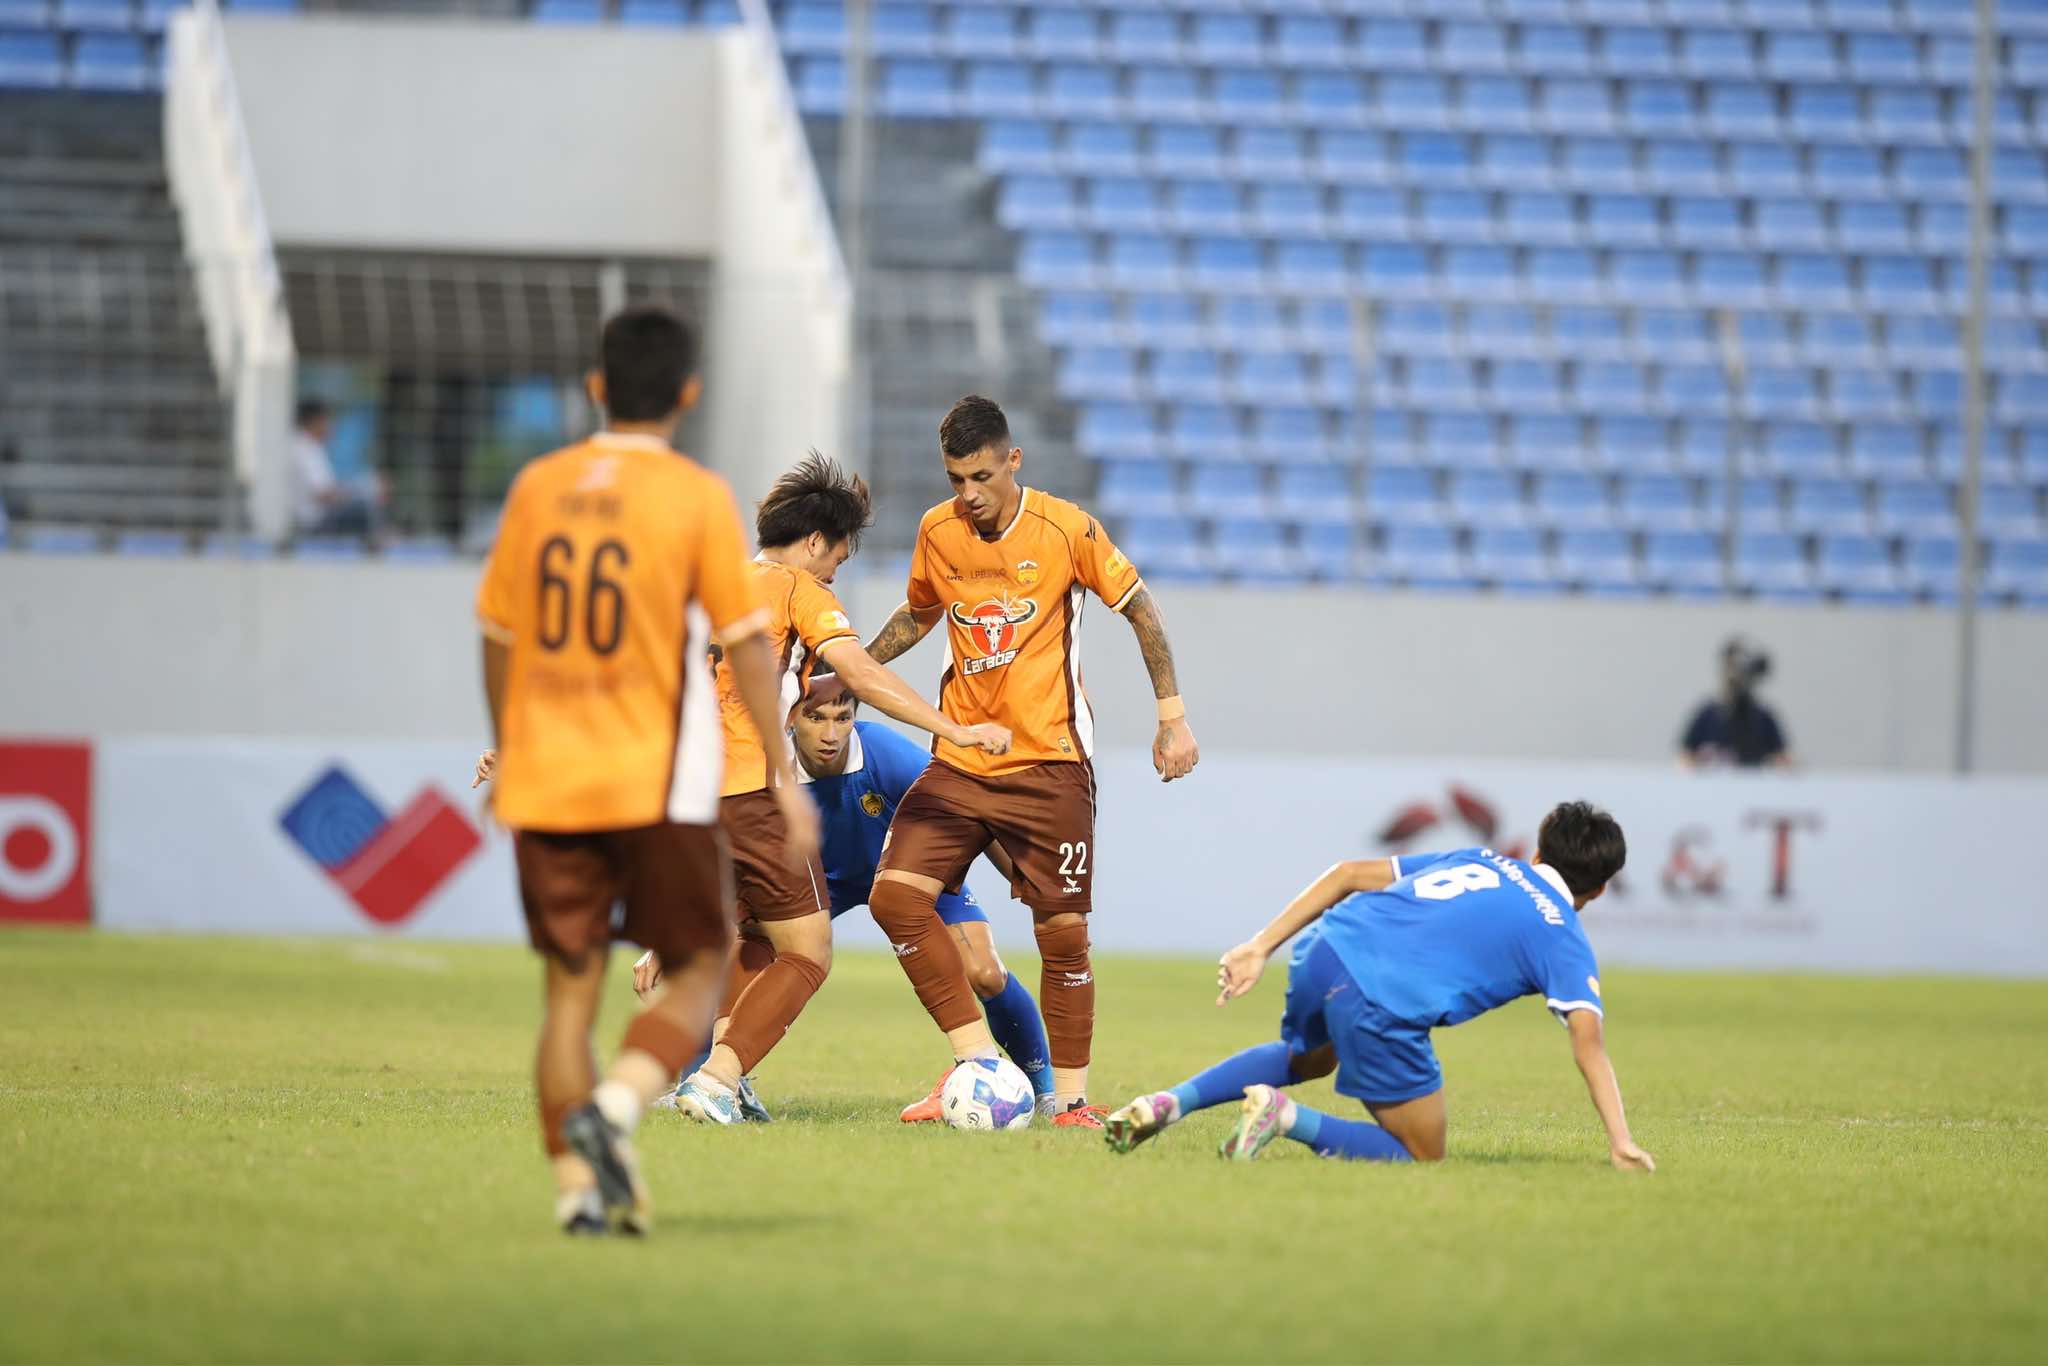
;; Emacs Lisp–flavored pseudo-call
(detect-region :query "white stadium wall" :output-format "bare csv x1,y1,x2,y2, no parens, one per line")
217,13,846,511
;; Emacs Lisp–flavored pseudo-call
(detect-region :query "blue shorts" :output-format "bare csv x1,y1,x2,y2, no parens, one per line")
1279,927,1443,1105
830,885,989,926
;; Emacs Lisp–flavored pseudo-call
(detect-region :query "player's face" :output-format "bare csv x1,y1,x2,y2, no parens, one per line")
945,445,1022,533
790,699,858,774
796,533,853,584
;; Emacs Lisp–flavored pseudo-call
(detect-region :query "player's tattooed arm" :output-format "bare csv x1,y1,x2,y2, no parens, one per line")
1123,588,1199,782
864,601,940,664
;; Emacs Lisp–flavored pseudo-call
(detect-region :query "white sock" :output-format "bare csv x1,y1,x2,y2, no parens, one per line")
1053,1065,1089,1109
554,1186,601,1227
955,1044,999,1063
592,1079,644,1136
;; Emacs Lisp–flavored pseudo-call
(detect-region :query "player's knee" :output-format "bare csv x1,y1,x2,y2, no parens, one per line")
1406,1135,1447,1163
1032,914,1090,969
966,955,1008,998
869,879,936,934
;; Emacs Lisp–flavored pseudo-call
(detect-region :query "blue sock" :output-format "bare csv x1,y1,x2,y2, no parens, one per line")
1285,1104,1413,1162
1168,1041,1297,1116
982,973,1056,1100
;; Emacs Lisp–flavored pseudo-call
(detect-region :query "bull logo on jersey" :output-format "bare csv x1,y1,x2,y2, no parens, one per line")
950,596,1039,676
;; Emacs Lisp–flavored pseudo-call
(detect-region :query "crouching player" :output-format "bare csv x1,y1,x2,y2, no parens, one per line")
1105,801,1656,1171
637,671,1057,1119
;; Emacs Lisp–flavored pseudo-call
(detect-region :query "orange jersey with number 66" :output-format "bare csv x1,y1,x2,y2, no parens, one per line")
476,433,767,832
906,487,1143,777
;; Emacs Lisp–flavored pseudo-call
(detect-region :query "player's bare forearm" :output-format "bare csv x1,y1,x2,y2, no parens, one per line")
480,635,510,745
863,601,939,665
1569,1011,1654,1170
1253,860,1394,954
822,642,1004,753
1124,587,1199,782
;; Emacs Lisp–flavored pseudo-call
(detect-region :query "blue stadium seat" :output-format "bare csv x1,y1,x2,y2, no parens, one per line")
1678,27,1754,77
1980,483,2045,537
1776,252,1855,307
1901,535,1961,598
1603,25,1676,74
1120,517,1211,582
1536,470,1616,528
1877,480,1957,536
1838,200,1912,252
0,0,50,25
1166,179,1243,234
1671,195,1743,247
1187,463,1269,518
1066,122,1141,175
1060,345,1139,401
1236,351,1312,404
1359,18,1428,69
943,7,1016,59
1746,365,1821,417
1044,62,1120,120
962,62,1038,118
1505,413,1588,469
1818,535,1908,601
0,29,63,87
1449,468,1530,528
1698,251,1771,304
1314,129,1389,181
1677,419,1742,476
1235,127,1306,179
1468,302,1546,353
1018,231,1095,288
1520,23,1592,72
1168,402,1247,461
997,175,1075,229
1645,530,1726,593
1646,139,1722,193
293,537,369,562
58,0,134,31
1849,421,1929,479
1077,403,1159,458
1559,135,1635,189
1300,524,1369,582
1419,188,1489,242
1150,348,1223,401
1848,30,1920,82
1213,520,1307,586
1128,68,1199,122
1128,291,1203,346
1024,7,1097,61
1274,465,1356,524
1706,80,1779,137
1985,540,2048,602
871,4,939,57
1734,531,1817,596
780,1,844,51
1221,296,1290,350
1382,525,1475,589
1790,476,1873,533
1106,11,1177,64
1753,198,1828,250
1586,193,1659,246
1086,177,1161,233
1554,306,1628,357
1613,249,1687,303
793,57,846,114
1215,69,1288,124
70,31,148,88
1621,473,1707,529
1493,359,1567,411
1804,311,1878,362
1040,292,1117,346
112,529,186,556
1527,246,1602,299
979,119,1054,173
1192,12,1262,65
1253,182,1326,237
1441,20,1512,71
1255,406,1332,464
1895,146,1966,197
1151,124,1224,178
1362,242,1431,296
1870,87,1944,142
1624,79,1696,135
1732,308,1797,362
1593,415,1671,474
1556,528,1643,593
1277,16,1345,70
1189,236,1262,289
1831,366,1904,418
1762,418,1840,474
619,0,688,26
1409,357,1480,406
1364,466,1446,525
1469,526,1558,591
1505,193,1578,245
1762,30,1838,81
1097,461,1182,519
384,538,457,565
532,0,603,21
1577,359,1650,410
1541,77,1616,133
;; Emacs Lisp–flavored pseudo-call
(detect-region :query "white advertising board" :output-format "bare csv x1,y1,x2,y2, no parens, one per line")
76,737,2048,977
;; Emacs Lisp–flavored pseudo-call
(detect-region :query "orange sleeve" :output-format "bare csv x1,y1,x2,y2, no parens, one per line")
693,477,770,645
475,474,526,643
791,574,860,657
905,520,941,612
1070,509,1145,613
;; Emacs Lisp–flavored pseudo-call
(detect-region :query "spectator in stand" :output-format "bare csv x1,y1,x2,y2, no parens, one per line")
291,399,384,537
1679,637,1793,769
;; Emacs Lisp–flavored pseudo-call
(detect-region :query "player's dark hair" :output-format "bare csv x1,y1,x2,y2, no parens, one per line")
599,304,699,423
757,450,873,552
295,398,331,428
939,394,1010,460
1536,801,1627,898
801,663,857,712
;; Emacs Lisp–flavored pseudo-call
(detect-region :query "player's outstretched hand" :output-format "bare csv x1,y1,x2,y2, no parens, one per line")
1610,1142,1656,1173
959,723,1013,756
471,748,498,788
773,783,822,871
1154,717,1199,783
631,949,663,1001
1215,939,1268,1005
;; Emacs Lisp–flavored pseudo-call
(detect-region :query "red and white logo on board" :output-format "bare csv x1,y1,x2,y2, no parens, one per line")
0,739,92,925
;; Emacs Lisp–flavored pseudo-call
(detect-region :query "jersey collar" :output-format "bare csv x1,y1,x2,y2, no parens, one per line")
794,726,864,785
1531,862,1575,905
591,431,672,452
976,487,1031,543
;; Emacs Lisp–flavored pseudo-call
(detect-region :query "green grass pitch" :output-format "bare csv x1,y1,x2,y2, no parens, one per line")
3,929,2046,1364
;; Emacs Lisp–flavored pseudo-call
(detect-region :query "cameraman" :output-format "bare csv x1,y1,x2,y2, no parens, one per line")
1679,638,1793,769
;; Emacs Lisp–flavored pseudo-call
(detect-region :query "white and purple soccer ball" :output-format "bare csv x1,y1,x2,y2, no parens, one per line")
939,1056,1035,1132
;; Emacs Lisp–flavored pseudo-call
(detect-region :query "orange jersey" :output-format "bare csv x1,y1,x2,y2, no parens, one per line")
476,433,767,832
905,487,1144,777
715,558,860,796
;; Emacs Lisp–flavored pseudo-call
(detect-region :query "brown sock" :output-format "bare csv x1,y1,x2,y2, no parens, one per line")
1034,916,1095,1070
718,953,829,1073
539,1096,576,1157
620,1003,706,1079
719,933,777,1019
869,880,983,1033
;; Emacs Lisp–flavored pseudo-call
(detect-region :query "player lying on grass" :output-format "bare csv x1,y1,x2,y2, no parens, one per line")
633,670,1058,1121
1105,801,1656,1171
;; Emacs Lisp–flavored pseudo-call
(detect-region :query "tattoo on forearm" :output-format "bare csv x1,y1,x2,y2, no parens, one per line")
1124,588,1181,700
865,605,925,665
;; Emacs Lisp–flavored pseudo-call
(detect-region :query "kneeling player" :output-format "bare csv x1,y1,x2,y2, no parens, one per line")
1106,802,1656,1171
637,673,1057,1119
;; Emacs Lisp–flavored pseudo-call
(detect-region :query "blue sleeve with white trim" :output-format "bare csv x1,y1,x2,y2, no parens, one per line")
1389,847,1489,884
1538,928,1605,1024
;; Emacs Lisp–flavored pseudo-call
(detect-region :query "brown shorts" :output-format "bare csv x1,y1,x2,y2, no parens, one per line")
513,821,733,971
720,788,830,923
878,759,1097,914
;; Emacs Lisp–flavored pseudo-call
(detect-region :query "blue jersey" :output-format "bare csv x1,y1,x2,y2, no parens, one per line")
799,721,983,921
1316,847,1604,1031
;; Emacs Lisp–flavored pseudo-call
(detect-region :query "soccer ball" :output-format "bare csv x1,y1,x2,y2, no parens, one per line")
940,1056,1035,1132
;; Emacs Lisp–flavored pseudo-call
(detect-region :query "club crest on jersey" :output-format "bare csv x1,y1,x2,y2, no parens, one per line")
950,596,1038,675
1015,560,1041,588
860,792,885,818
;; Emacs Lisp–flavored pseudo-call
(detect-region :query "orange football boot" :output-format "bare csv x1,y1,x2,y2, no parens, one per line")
898,1071,949,1124
1050,1102,1108,1130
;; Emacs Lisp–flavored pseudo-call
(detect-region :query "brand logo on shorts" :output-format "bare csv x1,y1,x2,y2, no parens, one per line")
278,765,482,928
949,595,1038,676
860,792,886,819
1062,876,1083,895
1015,559,1041,588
